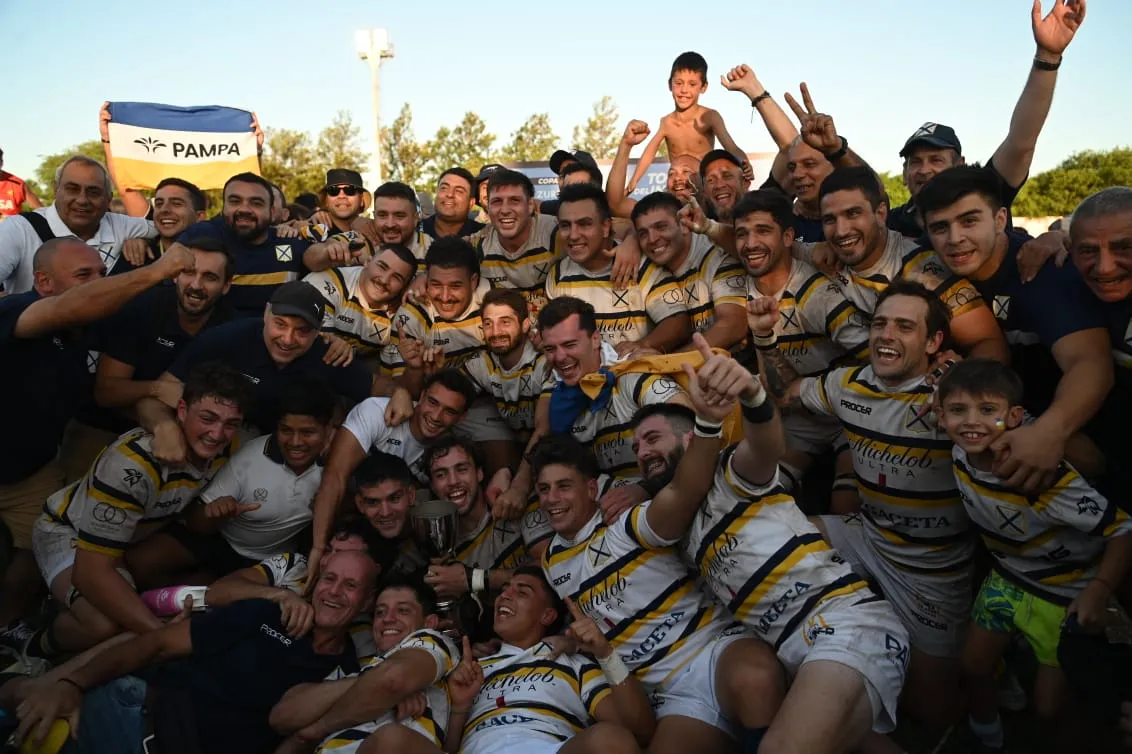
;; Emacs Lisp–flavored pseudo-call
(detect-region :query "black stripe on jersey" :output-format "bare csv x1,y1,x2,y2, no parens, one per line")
165,470,202,486
772,572,870,650
331,729,369,742
991,562,1074,607
848,370,933,397
725,532,825,611
855,476,960,502
954,459,1044,504
793,271,825,306
90,476,145,512
970,521,1051,551
77,529,130,551
506,701,585,732
574,547,647,596
605,574,694,643
1089,496,1118,536
630,375,649,406
859,507,970,547
483,659,582,694
634,604,711,673
691,481,791,564
842,421,951,451
123,437,162,481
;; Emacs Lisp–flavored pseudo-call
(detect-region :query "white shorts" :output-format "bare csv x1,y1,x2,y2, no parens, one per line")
776,594,909,733
781,410,847,456
462,732,562,754
647,624,753,738
31,518,135,600
821,514,971,658
316,717,438,754
455,399,517,444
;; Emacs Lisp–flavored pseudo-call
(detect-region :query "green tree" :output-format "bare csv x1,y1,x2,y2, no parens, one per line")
426,112,496,182
879,171,911,209
260,128,322,199
316,110,368,176
1013,148,1132,217
571,96,620,159
33,140,107,204
500,113,558,164
381,103,430,192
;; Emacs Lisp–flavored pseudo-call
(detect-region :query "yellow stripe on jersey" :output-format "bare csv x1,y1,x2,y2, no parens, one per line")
606,578,697,647
574,549,669,616
87,480,144,513
231,271,298,286
638,604,721,686
841,368,932,403
732,539,830,622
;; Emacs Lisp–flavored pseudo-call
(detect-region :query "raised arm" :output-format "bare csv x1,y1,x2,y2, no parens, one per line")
607,121,652,218
22,184,42,210
747,297,805,409
991,0,1086,188
626,123,666,195
309,429,369,571
729,370,786,488
269,677,360,735
721,64,798,150
99,102,151,218
644,334,735,542
784,83,869,171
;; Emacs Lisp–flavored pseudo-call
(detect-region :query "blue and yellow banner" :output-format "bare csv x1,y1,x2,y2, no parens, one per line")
106,102,260,190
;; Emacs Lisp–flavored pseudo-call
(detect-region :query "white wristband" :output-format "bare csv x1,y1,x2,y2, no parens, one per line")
597,653,631,686
472,569,487,593
751,332,777,349
740,379,768,408
693,417,724,438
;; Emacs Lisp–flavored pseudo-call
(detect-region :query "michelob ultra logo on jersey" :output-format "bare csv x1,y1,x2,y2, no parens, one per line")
106,101,260,190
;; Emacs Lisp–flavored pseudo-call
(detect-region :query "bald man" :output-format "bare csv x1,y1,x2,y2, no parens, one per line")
0,236,195,642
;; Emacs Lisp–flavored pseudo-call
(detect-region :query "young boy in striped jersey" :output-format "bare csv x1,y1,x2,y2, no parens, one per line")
937,358,1132,753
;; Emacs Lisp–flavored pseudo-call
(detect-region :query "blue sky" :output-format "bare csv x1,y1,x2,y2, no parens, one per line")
3,0,1129,185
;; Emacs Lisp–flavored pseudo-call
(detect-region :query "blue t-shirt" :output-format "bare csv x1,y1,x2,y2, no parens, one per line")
179,218,311,317
172,599,359,754
0,292,92,482
168,318,372,432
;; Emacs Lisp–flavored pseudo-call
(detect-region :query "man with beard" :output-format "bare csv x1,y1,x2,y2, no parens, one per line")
303,243,418,365
917,166,1112,492
547,184,691,357
630,380,909,754
472,169,559,311
420,436,552,605
132,281,408,462
698,150,749,222
95,237,235,428
109,178,208,275
177,172,351,317
269,576,462,754
423,168,485,240
756,280,973,730
607,121,699,218
309,370,476,582
818,167,1010,362
629,191,747,350
733,190,869,504
14,550,372,754
386,237,487,396
888,0,1085,239
356,181,432,264
0,155,156,294
26,363,251,658
367,567,655,754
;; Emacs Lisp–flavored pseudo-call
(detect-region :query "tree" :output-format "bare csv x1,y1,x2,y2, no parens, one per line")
33,140,106,205
426,112,496,182
260,128,323,199
571,96,620,159
316,111,368,176
500,113,558,164
879,171,911,210
381,103,430,192
1013,148,1132,217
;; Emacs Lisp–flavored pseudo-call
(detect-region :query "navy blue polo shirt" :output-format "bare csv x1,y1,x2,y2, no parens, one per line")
0,292,91,482
108,236,166,276
168,318,372,431
971,231,1107,412
758,174,825,243
421,214,485,240
178,219,311,317
165,599,359,754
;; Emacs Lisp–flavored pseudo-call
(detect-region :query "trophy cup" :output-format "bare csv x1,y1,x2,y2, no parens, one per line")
410,499,462,634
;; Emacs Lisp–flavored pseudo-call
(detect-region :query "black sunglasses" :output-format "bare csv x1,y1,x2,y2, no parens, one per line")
326,185,361,197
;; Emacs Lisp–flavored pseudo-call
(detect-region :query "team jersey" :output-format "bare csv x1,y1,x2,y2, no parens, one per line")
341,397,429,483
302,266,397,360
684,448,873,647
748,258,870,376
953,448,1132,605
461,340,549,433
460,642,611,754
544,254,687,346
832,230,984,319
474,214,558,312
384,292,486,376
42,428,231,557
542,374,686,481
0,173,29,217
666,233,747,334
454,500,553,572
316,629,459,751
800,366,973,572
542,503,733,687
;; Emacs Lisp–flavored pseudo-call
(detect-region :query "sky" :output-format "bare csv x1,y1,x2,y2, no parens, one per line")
3,0,1129,187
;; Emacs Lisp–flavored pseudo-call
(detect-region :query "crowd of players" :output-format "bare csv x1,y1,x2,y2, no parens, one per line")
0,1,1130,753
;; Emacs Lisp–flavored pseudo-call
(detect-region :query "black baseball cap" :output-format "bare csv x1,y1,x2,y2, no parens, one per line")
899,123,962,158
699,149,743,178
549,150,598,176
323,168,365,189
476,163,505,182
269,281,325,328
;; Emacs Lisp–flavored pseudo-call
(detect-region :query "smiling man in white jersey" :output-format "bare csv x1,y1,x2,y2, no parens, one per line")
535,335,786,754
756,279,972,730
631,396,909,754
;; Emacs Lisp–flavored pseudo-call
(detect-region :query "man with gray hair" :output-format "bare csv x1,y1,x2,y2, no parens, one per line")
0,154,156,294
